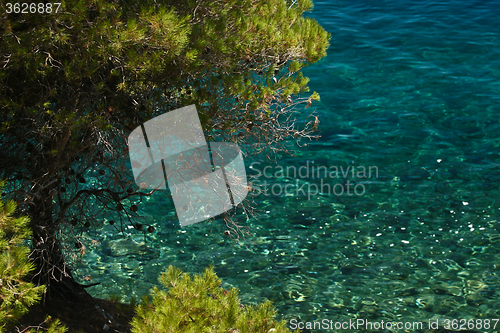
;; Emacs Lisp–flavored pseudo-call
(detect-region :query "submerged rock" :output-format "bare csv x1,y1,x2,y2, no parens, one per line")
103,238,145,257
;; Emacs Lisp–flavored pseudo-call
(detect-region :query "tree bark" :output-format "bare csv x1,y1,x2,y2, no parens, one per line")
29,182,92,301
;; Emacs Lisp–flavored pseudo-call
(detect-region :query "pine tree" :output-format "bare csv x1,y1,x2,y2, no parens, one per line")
0,180,68,332
0,0,330,296
0,181,45,332
131,265,299,333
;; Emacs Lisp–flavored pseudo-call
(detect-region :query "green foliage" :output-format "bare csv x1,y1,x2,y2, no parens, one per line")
131,265,299,333
0,181,46,332
0,0,330,136
42,317,68,333
0,180,68,333
25,316,68,333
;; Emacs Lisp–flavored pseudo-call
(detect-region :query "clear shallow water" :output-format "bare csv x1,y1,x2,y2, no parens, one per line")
74,1,500,331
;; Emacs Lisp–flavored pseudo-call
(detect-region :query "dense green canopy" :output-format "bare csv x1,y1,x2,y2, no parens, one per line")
1,0,329,145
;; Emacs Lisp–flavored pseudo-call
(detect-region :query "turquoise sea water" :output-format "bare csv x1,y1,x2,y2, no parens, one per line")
75,1,500,331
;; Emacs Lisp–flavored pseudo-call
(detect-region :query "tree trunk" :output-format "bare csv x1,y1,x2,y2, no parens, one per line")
29,183,92,301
